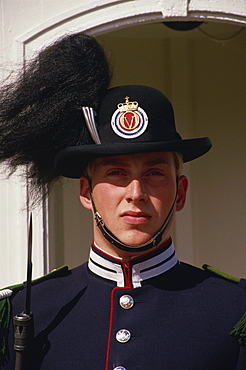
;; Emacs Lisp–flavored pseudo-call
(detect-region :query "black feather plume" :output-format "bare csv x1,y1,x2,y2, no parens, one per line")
0,33,112,199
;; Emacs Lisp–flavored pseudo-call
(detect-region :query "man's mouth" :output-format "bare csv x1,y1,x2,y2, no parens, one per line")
121,211,151,225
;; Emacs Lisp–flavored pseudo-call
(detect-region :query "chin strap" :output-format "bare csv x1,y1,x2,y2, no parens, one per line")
88,177,179,253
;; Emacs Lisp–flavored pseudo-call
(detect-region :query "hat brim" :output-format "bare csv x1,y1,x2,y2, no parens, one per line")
54,137,212,178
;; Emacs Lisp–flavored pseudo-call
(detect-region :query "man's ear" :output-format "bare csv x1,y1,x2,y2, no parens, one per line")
176,175,188,212
80,176,92,210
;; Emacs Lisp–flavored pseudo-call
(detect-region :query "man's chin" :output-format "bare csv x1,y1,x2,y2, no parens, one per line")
118,232,153,248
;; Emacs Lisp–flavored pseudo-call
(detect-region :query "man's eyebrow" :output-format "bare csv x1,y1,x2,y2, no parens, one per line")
98,158,129,167
144,159,170,167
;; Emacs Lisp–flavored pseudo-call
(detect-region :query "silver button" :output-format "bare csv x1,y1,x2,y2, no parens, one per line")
119,295,134,309
116,329,131,343
113,367,126,370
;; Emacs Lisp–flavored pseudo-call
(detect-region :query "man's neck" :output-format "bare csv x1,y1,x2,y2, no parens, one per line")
93,236,172,263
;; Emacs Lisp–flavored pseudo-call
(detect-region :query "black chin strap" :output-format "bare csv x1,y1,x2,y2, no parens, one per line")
89,177,179,253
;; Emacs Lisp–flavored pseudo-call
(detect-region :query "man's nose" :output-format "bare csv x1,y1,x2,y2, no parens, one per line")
125,178,147,203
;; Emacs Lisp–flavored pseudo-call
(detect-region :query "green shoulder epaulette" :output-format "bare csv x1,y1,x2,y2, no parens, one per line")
203,264,246,346
202,264,240,284
0,265,69,357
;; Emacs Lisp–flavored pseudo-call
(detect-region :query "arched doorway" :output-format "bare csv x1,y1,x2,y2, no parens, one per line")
49,20,246,277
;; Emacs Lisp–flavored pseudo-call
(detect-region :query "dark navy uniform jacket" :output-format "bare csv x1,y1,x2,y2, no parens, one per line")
2,240,246,369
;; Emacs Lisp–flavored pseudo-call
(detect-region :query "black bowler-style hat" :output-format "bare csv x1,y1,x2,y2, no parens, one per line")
55,85,212,178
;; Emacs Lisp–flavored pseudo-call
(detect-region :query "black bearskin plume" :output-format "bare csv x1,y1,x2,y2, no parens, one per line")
0,33,112,201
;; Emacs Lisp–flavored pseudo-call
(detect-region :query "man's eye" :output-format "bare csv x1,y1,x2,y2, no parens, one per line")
108,170,123,176
148,171,164,176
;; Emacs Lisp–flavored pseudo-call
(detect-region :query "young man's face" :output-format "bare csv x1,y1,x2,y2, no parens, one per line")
80,152,188,259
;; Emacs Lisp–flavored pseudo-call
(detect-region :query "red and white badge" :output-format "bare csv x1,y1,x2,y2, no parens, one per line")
111,96,148,139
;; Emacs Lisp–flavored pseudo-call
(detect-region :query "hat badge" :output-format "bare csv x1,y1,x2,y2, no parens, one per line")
111,96,148,139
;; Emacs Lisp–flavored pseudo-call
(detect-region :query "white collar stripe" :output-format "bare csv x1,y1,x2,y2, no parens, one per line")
89,249,126,286
88,242,178,288
90,248,121,271
88,258,121,285
89,257,116,274
136,244,176,272
136,253,178,284
140,251,175,272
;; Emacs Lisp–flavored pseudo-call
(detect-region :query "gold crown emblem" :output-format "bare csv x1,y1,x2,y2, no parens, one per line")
118,96,138,112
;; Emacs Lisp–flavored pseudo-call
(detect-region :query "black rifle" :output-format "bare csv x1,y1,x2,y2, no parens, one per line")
13,214,34,370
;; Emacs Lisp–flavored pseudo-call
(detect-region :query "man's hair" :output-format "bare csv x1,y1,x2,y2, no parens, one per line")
84,152,183,179
173,152,183,176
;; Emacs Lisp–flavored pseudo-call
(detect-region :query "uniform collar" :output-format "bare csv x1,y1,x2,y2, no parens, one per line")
88,239,179,288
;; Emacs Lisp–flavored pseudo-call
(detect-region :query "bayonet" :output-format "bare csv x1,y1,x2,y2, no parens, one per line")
13,213,34,370
24,213,32,316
